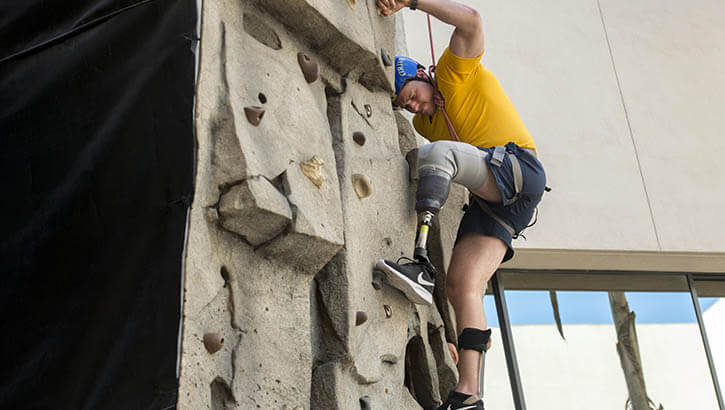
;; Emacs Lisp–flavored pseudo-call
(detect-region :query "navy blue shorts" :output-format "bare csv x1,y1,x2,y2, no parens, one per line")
455,142,547,263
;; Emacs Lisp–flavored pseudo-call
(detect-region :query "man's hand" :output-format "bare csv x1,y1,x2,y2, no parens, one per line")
376,0,409,16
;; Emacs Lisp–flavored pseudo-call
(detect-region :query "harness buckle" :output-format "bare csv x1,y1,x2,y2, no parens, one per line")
491,145,506,167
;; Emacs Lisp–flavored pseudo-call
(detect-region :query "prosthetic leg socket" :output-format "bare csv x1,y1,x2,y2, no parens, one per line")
415,172,451,215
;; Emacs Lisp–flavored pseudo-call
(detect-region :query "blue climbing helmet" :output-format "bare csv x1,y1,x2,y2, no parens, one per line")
393,56,427,102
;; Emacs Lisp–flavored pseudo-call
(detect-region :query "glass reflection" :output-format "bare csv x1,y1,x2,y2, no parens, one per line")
490,290,721,410
700,296,725,401
625,292,718,410
502,290,627,410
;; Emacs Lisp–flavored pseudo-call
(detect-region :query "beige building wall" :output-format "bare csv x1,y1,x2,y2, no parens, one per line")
401,0,725,273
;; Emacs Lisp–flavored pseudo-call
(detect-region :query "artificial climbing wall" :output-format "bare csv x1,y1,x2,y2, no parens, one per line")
180,1,468,408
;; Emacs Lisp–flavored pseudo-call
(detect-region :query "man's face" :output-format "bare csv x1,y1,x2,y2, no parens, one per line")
396,80,436,116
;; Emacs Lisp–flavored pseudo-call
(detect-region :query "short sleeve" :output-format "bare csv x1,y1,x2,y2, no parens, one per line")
435,47,484,84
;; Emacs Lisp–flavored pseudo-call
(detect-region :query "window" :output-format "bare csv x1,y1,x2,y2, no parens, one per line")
483,271,725,410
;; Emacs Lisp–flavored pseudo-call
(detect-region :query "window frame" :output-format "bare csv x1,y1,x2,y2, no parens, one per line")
489,269,725,410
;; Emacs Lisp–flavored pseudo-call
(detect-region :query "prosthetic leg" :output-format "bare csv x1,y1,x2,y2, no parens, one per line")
373,170,451,305
413,167,452,262
375,141,490,306
413,139,491,259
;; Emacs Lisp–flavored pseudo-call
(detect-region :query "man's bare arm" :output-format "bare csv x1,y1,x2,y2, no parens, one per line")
377,0,484,58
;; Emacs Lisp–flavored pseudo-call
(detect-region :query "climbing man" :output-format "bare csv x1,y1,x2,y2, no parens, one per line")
375,0,547,409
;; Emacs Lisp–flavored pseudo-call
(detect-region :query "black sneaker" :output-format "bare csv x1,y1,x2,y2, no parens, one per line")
436,393,484,410
375,257,435,305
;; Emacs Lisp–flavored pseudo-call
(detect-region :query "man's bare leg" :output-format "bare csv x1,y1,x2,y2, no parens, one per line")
446,233,507,395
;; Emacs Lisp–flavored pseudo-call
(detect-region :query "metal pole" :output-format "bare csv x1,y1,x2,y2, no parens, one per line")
687,274,725,410
491,272,527,410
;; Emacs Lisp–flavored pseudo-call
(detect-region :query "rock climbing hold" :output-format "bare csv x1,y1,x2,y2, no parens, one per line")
346,0,356,9
297,52,319,83
364,104,372,118
300,156,325,188
383,305,392,318
352,174,372,199
380,353,398,364
203,332,224,354
244,106,265,126
355,311,368,326
359,395,371,410
381,48,392,66
352,131,366,146
258,92,267,104
204,207,219,223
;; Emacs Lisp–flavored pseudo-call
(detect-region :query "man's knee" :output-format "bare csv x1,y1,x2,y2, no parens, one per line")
446,277,482,303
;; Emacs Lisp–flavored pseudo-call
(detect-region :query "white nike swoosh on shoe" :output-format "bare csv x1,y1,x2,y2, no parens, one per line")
417,272,434,287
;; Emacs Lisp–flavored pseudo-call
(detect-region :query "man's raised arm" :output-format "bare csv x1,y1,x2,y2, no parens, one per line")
377,0,484,58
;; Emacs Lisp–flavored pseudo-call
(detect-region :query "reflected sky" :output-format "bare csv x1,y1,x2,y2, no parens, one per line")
484,291,720,327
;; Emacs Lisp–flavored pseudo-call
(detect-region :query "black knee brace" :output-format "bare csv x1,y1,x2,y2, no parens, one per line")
415,173,451,215
458,328,492,353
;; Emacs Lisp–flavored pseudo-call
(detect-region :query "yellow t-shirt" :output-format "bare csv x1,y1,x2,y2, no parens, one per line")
412,48,536,150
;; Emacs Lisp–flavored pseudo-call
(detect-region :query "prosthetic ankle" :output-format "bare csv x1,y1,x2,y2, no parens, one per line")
413,211,434,262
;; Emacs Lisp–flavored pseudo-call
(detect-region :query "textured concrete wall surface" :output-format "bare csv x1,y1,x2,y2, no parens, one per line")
179,1,464,408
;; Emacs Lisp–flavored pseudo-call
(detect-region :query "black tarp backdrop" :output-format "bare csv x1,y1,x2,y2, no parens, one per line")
0,0,196,408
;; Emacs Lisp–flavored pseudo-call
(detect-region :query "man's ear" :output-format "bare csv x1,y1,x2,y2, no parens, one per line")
432,90,444,107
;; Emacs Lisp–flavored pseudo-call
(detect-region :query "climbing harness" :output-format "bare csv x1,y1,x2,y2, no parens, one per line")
473,146,548,239
491,145,526,207
471,194,519,238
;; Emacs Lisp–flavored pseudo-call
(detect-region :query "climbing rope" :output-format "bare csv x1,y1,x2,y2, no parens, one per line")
423,13,460,142
427,14,436,65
